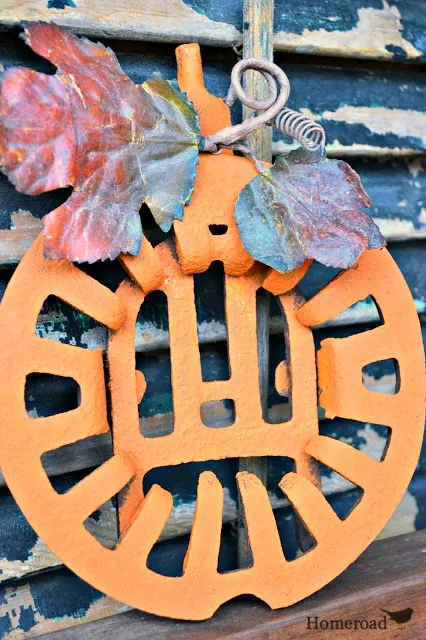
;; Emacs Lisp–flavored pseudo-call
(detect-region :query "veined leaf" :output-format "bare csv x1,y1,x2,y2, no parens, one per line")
234,148,385,273
0,23,200,262
142,75,200,232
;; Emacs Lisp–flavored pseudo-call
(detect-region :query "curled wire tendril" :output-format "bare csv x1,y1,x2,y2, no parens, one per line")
201,58,326,163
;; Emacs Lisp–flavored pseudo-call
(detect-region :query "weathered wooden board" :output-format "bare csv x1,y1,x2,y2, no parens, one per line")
0,569,129,639
9,381,426,493
273,0,426,62
0,472,117,585
0,1,424,62
0,473,423,592
0,156,425,268
0,37,425,157
1,343,424,584
271,64,426,156
12,359,423,484
0,513,424,638
32,530,426,640
15,340,424,477
0,243,422,359
351,156,426,241
0,399,424,586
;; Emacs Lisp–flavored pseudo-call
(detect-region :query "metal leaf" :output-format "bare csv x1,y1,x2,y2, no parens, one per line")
0,23,200,262
142,75,200,232
234,147,385,273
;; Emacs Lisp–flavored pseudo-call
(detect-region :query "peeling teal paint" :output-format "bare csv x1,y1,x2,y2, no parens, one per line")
47,0,77,9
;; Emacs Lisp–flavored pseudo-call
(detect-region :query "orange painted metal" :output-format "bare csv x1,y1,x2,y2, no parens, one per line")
0,45,424,621
174,44,255,277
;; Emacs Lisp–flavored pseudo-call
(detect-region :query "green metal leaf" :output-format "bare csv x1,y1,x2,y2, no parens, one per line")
234,148,385,273
142,75,201,232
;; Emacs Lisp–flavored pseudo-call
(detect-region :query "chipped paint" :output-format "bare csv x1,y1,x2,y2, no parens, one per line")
415,299,426,314
47,0,77,9
418,208,426,224
35,310,69,344
30,293,424,354
362,372,397,394
135,319,227,353
10,211,42,230
376,490,418,539
0,581,128,639
162,487,237,539
0,503,116,584
321,472,354,495
0,538,61,584
300,106,426,145
407,157,424,179
0,0,240,46
373,217,426,241
272,139,423,157
80,326,106,350
357,423,388,462
274,1,422,60
134,322,170,352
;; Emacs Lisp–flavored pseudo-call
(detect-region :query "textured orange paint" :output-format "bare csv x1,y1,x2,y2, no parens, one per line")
174,44,255,276
0,46,424,622
264,259,313,295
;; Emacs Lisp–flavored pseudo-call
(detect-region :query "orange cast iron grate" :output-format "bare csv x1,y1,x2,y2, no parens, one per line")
0,45,424,620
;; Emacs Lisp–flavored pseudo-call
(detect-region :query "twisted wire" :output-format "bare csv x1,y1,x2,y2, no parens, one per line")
273,108,325,152
201,57,327,157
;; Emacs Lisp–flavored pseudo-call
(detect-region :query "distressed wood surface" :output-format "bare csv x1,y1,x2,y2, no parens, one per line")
0,1,425,63
1,465,423,592
0,530,422,639
0,9,425,635
0,38,425,157
0,243,423,356
0,343,424,586
0,156,425,269
0,364,424,587
237,0,274,568
5,357,426,488
0,156,425,270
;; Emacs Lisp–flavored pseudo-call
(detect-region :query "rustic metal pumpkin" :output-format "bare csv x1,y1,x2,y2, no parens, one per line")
0,45,423,621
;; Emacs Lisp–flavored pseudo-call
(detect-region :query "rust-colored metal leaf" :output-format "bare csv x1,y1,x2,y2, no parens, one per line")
234,148,385,273
0,23,200,263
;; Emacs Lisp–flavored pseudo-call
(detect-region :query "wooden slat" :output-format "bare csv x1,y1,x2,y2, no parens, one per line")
1,155,425,267
0,1,425,62
0,472,422,591
0,498,117,584
0,569,129,639
8,244,424,354
0,466,422,592
0,407,423,588
5,368,421,489
352,157,426,242
273,0,426,62
0,39,425,159
272,65,426,157
22,530,426,638
238,0,273,569
5,365,412,485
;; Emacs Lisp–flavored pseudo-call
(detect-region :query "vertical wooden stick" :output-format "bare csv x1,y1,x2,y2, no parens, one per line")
238,0,274,568
241,0,274,161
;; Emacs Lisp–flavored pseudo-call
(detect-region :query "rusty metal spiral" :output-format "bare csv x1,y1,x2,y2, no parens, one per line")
273,107,326,151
